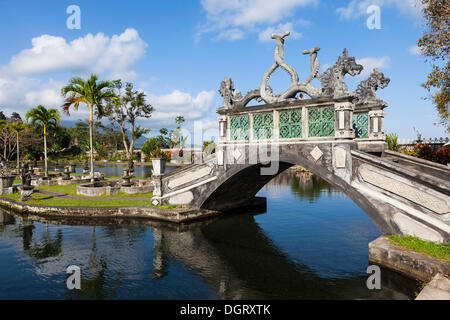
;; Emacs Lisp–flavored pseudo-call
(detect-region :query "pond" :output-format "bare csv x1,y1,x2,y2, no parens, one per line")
0,170,420,299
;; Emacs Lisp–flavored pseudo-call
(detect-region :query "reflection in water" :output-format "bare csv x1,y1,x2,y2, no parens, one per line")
271,171,334,202
0,171,420,300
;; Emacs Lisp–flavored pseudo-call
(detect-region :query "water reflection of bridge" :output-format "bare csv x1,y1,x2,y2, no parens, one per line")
0,208,418,300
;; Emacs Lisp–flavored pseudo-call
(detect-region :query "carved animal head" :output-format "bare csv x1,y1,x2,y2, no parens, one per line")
370,68,390,89
337,49,363,76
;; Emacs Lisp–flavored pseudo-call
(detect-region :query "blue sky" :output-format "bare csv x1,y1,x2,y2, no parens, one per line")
0,0,447,143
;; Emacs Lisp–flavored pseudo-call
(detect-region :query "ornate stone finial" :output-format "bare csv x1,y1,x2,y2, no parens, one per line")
217,34,387,111
356,68,390,106
260,31,300,104
317,48,363,98
219,76,261,110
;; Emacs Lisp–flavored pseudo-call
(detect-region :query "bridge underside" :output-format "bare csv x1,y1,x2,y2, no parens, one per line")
152,141,450,243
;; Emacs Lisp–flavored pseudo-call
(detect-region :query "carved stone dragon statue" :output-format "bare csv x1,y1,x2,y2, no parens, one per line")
219,31,385,110
356,68,390,106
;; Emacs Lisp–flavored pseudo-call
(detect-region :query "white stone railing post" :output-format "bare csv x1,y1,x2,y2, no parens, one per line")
249,113,254,142
302,106,308,139
273,110,279,141
218,115,228,143
334,101,355,140
368,109,386,140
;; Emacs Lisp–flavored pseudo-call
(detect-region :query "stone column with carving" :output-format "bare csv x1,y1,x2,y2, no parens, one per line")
217,115,228,167
368,109,386,140
218,115,228,143
334,101,355,140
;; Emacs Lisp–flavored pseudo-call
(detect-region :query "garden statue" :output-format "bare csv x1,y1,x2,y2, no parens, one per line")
128,158,135,176
20,162,34,201
122,168,132,187
21,163,32,187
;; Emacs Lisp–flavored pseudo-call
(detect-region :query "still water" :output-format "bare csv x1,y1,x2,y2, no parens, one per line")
0,170,420,300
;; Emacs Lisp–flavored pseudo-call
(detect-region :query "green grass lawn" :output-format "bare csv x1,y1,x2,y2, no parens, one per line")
36,183,153,198
387,235,450,261
1,192,149,207
1,192,179,209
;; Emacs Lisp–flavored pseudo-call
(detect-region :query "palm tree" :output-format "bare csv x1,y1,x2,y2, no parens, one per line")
174,116,185,148
25,105,60,177
9,121,27,168
61,75,114,182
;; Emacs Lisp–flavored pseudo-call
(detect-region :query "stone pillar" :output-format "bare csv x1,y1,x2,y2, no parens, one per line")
152,175,163,197
334,101,355,140
368,109,386,140
248,113,254,142
273,110,279,141
218,115,228,143
302,107,308,139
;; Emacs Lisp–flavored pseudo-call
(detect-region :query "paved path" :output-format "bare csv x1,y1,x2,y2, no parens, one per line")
35,189,152,201
416,273,450,300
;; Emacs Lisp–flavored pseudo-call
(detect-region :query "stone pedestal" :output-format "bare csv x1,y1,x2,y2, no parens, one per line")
151,159,166,176
369,109,386,140
151,175,163,198
19,186,35,201
62,166,71,180
334,101,355,140
122,169,132,187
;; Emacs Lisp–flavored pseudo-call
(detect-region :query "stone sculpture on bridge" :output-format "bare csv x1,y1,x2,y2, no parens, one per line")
219,31,389,109
356,68,391,107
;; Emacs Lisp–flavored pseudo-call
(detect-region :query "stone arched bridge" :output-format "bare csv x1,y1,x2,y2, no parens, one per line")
151,33,449,243
151,98,450,243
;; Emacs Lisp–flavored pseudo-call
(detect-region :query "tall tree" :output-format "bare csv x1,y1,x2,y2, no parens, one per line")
61,74,114,181
417,0,450,132
25,105,60,177
105,80,153,159
9,121,27,168
172,116,186,148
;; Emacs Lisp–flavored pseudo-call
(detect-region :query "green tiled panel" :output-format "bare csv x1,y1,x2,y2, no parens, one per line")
353,113,369,139
308,106,335,137
279,109,302,139
230,115,249,141
253,112,273,140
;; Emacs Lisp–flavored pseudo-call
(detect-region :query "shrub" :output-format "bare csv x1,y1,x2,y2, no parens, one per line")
414,142,435,161
435,145,450,165
385,133,400,152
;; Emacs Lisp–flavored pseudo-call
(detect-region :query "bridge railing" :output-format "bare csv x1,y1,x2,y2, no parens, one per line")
217,98,385,144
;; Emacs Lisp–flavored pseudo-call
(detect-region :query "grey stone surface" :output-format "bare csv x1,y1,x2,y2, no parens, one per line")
356,68,390,106
416,273,450,300
369,236,450,283
77,182,120,197
218,31,380,110
152,137,450,242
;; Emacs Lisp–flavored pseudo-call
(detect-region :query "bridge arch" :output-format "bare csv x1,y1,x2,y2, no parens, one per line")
198,153,394,236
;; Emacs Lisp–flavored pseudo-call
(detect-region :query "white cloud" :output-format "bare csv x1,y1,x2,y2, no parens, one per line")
0,28,148,118
258,22,302,42
1,28,147,81
408,45,421,56
215,28,246,41
199,0,316,41
356,56,391,77
337,0,422,20
148,90,216,124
